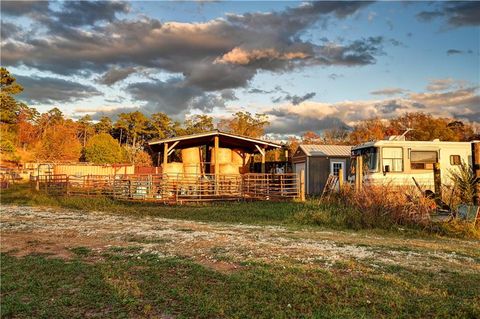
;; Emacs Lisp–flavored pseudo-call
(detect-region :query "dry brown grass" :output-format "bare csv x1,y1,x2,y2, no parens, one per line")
332,184,433,227
327,183,479,238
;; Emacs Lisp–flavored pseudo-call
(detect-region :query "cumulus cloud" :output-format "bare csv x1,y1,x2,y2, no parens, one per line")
16,75,102,104
266,111,350,135
273,92,317,105
1,0,50,17
416,2,480,28
54,1,130,27
370,88,406,96
426,78,467,92
0,21,22,40
123,77,239,116
263,84,479,134
97,66,138,86
215,47,309,65
410,87,480,108
2,1,378,94
2,0,129,26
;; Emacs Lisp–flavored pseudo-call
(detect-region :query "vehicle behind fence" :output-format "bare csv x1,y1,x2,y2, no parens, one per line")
31,173,301,203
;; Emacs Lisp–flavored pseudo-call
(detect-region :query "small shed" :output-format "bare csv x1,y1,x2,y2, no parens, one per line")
292,144,352,195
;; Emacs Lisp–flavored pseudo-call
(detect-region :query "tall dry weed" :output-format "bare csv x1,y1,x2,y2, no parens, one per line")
333,183,435,228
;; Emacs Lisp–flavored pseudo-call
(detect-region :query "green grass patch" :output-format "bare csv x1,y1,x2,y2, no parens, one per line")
1,252,479,318
70,246,92,257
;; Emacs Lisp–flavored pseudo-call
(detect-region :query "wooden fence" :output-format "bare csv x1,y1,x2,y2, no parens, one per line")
31,173,301,203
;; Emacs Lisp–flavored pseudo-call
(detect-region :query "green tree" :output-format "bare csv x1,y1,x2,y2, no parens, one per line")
77,115,94,147
184,114,214,135
218,112,269,138
0,67,23,124
84,133,126,164
115,111,149,147
148,112,180,139
94,116,113,134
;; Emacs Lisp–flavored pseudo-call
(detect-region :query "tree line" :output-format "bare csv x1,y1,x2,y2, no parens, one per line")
1,67,477,165
0,68,269,165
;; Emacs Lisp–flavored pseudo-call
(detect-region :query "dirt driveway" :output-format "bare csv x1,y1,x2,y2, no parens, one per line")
1,205,479,273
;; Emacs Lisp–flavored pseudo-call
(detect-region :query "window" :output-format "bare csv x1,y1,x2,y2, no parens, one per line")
332,162,343,177
352,147,379,171
382,147,403,172
410,151,437,169
450,155,461,165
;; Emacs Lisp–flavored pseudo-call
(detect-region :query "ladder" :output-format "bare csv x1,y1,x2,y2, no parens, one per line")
320,174,339,202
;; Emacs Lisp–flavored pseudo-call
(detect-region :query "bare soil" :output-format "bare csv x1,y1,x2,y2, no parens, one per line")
1,205,479,273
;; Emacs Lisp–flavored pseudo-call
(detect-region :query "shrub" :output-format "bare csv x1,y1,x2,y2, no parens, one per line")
449,162,479,205
84,133,126,164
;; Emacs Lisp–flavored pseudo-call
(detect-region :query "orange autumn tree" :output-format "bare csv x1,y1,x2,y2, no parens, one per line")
16,105,39,151
301,131,321,144
389,112,475,141
34,120,82,162
349,118,394,144
218,112,269,138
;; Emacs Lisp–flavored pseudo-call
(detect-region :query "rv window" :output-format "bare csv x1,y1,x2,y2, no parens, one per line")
450,155,461,165
410,151,437,170
382,147,403,172
351,147,379,172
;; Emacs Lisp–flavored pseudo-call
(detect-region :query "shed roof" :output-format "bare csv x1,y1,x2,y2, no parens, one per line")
148,130,282,153
299,144,352,157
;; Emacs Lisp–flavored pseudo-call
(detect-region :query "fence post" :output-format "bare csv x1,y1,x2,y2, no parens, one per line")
338,168,344,189
300,169,305,201
355,156,363,192
66,175,69,195
433,162,442,200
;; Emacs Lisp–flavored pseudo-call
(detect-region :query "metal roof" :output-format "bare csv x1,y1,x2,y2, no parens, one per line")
148,130,282,153
352,139,475,150
299,144,352,157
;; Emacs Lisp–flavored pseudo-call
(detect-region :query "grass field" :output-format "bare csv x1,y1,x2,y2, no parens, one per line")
2,251,479,318
1,184,480,318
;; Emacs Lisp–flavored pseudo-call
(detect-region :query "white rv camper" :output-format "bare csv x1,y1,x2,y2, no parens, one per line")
351,137,476,189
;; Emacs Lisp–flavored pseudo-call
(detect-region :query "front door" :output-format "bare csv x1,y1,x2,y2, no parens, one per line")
294,162,306,194
330,160,346,181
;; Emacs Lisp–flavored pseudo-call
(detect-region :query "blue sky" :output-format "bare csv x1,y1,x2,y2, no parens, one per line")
1,1,479,136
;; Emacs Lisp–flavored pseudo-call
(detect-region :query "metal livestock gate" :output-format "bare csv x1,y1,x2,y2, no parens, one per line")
31,173,302,203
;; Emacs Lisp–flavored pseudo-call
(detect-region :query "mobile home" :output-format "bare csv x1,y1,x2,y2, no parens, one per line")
351,137,477,189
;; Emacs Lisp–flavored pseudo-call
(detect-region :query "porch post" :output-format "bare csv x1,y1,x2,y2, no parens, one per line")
163,143,168,166
214,135,219,194
214,136,219,176
261,148,266,173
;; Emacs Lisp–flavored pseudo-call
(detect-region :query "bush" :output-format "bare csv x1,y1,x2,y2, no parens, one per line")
449,162,479,205
84,133,126,164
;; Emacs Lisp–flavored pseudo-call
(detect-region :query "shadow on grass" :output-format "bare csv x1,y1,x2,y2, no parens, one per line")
1,252,479,318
